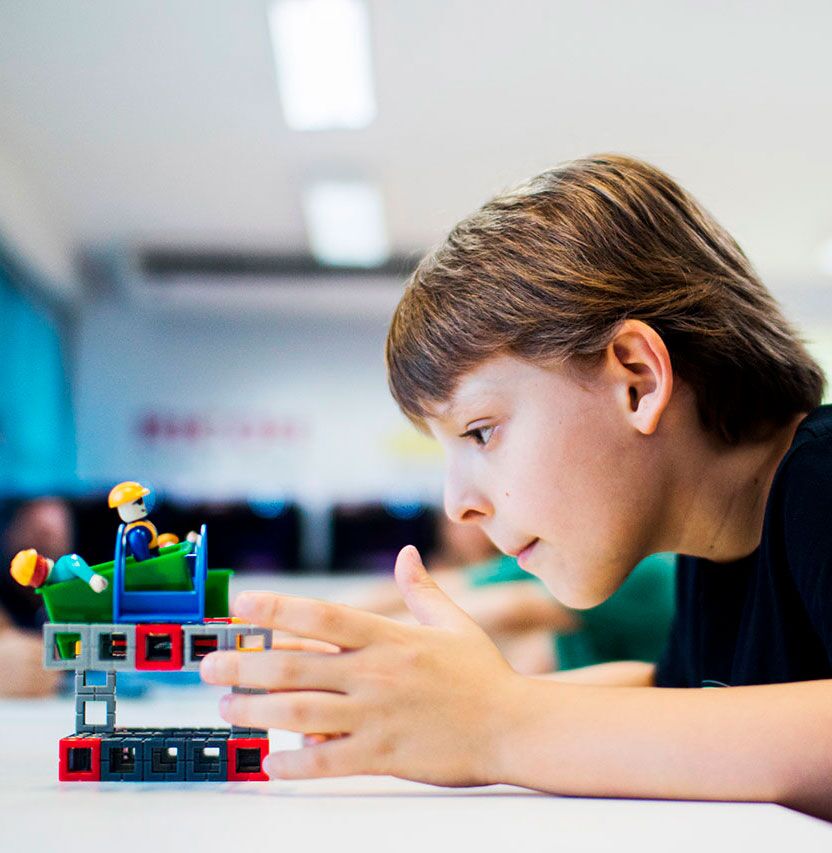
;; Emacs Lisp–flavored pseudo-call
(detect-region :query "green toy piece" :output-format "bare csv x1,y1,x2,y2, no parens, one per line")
35,541,233,624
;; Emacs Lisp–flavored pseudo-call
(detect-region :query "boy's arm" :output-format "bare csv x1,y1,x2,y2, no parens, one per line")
541,660,655,686
202,548,832,820
500,675,832,819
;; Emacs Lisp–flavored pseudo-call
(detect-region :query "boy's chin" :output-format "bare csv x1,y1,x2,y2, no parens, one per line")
538,566,618,610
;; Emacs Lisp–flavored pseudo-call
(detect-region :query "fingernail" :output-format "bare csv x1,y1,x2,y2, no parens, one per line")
263,756,278,778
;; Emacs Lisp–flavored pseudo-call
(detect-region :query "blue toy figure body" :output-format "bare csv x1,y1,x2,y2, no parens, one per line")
124,518,159,562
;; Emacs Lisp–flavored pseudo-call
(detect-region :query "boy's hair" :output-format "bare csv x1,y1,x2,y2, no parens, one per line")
386,154,825,444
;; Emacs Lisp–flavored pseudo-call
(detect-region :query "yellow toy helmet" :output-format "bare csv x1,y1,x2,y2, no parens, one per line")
108,481,151,509
10,548,51,587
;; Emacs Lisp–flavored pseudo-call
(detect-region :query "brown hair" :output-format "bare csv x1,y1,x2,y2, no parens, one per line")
386,154,825,444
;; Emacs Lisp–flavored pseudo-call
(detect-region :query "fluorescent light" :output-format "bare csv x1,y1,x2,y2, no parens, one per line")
268,0,376,131
302,180,390,267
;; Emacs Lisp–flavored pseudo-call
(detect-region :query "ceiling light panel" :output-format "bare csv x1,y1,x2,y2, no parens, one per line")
269,0,377,131
302,180,390,267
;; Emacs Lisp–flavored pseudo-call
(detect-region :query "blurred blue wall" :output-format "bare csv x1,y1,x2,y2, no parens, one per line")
0,248,76,495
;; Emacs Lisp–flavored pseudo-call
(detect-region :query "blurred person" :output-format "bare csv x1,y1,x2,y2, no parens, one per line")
354,515,496,612
353,517,570,673
355,516,673,675
0,498,69,696
428,512,498,571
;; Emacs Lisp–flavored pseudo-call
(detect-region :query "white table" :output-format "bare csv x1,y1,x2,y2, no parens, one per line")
1,574,830,852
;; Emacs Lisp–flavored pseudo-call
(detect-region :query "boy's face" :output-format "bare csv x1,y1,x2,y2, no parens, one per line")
426,354,663,608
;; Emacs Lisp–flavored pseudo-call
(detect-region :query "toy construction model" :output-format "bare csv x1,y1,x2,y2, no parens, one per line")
12,483,272,783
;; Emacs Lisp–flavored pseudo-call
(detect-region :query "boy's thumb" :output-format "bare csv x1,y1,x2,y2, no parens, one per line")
394,545,474,630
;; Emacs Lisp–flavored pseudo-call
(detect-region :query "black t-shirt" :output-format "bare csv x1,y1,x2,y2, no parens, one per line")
655,404,832,688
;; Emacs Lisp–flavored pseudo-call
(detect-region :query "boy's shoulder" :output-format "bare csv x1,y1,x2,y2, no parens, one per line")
777,404,832,500
792,404,832,445
773,405,832,578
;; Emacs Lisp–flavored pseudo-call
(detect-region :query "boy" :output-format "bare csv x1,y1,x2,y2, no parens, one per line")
201,155,832,817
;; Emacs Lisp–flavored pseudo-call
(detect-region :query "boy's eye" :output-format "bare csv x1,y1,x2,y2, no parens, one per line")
461,425,495,446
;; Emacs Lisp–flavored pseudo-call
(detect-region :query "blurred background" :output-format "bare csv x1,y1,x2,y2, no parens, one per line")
1,0,831,578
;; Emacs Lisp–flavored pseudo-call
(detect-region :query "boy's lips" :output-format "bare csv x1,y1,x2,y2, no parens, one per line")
512,538,539,567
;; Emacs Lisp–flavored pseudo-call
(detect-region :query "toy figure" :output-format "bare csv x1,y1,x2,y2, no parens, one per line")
108,481,179,562
10,548,108,593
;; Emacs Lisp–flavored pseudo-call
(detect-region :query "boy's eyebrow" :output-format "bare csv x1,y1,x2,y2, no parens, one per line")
433,394,476,425
433,388,498,427
431,399,458,423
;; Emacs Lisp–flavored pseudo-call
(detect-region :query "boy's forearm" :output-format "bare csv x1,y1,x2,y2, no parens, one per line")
541,660,655,686
495,676,832,817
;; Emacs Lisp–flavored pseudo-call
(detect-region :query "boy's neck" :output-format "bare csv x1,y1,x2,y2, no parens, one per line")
664,411,809,563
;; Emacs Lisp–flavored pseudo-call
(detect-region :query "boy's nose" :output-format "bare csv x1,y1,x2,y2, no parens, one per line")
443,480,492,524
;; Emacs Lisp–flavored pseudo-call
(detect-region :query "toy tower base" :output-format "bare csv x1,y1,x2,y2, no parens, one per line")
60,728,269,782
47,620,274,783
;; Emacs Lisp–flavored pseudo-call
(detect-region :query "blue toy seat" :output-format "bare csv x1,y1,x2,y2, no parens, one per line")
113,524,208,623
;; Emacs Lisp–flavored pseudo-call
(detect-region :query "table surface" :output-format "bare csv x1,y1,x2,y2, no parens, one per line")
1,574,830,853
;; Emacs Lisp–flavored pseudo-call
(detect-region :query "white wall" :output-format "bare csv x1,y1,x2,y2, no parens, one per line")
0,145,77,299
72,275,832,505
73,283,444,504
778,284,832,400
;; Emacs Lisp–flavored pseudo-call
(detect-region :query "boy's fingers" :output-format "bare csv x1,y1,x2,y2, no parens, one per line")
271,634,341,654
220,690,355,734
201,649,348,692
233,591,388,648
264,737,366,780
394,545,476,631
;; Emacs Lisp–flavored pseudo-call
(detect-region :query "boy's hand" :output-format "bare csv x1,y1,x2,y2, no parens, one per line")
200,545,523,785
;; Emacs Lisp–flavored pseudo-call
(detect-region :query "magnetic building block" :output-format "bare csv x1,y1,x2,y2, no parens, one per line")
143,731,187,782
43,623,91,670
227,737,270,781
228,624,273,653
75,669,117,695
181,622,230,671
75,691,117,734
186,732,228,781
100,732,145,782
135,623,183,671
89,623,137,670
59,735,101,782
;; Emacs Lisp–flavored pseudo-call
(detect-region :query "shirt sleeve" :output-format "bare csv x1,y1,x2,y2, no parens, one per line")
782,438,832,658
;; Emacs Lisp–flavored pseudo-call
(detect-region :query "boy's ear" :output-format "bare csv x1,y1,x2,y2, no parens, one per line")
606,319,673,435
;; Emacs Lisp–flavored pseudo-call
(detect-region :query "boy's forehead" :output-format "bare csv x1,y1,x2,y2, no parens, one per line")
430,357,525,422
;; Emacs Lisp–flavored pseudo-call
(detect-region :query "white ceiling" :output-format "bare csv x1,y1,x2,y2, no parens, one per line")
1,0,832,289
